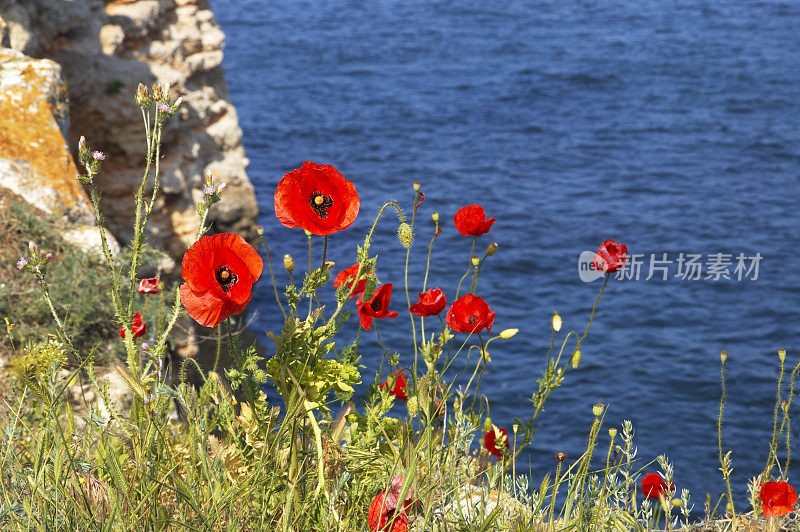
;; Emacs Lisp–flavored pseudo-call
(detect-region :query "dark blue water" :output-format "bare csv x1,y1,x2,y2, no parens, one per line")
211,0,800,507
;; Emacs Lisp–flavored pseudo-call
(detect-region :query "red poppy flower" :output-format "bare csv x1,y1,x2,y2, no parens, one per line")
453,204,495,236
380,370,409,402
137,276,161,294
409,287,447,317
120,312,146,339
333,263,371,299
368,492,409,532
446,293,495,334
357,283,399,330
274,161,359,236
484,427,509,458
760,480,798,517
641,473,674,499
592,239,628,274
179,233,263,328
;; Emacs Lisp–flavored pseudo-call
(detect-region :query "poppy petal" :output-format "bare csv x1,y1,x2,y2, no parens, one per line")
180,284,225,328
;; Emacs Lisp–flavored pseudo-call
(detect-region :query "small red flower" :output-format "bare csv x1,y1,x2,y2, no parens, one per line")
453,204,495,236
274,161,360,236
179,233,263,328
760,480,798,517
357,284,399,330
368,492,409,531
592,239,628,274
641,473,674,499
333,263,371,299
137,276,161,294
409,288,447,317
446,293,495,334
120,312,146,339
484,427,509,458
380,370,409,402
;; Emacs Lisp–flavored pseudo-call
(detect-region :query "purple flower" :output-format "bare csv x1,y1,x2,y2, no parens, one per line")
157,103,170,113
16,258,27,270
142,342,150,350
91,151,105,161
44,253,52,261
203,185,216,195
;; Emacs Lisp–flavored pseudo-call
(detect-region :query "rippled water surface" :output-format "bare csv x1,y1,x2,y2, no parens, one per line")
211,0,800,504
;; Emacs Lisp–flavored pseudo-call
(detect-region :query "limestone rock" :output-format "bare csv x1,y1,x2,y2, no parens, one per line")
0,0,259,256
62,225,121,258
0,48,91,221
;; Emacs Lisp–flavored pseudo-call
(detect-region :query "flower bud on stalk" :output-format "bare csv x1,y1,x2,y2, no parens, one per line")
471,256,480,267
135,83,151,108
572,348,581,368
779,348,786,363
283,254,294,273
608,427,617,438
720,350,728,363
413,181,421,192
552,312,562,332
555,451,567,462
256,226,264,236
431,212,439,223
499,328,518,339
486,242,498,256
592,403,605,417
398,222,413,249
484,418,493,432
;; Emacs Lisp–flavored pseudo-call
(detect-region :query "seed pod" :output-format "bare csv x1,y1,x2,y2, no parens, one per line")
283,254,294,273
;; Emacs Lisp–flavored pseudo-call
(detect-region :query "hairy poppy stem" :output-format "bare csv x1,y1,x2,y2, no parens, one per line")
454,237,476,302
406,189,419,388
765,357,785,481
718,356,736,521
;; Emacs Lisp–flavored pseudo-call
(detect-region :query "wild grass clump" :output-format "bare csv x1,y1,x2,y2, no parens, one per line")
1,83,798,531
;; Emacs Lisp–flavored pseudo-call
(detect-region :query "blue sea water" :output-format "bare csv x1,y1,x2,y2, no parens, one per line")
211,0,800,507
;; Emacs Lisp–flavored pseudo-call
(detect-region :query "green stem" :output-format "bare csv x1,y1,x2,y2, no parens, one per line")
258,233,287,320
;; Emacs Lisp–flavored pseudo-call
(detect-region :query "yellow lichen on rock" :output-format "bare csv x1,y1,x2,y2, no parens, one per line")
0,48,90,220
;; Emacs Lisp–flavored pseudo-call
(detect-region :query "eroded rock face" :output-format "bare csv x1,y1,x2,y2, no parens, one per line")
0,0,259,257
0,48,92,220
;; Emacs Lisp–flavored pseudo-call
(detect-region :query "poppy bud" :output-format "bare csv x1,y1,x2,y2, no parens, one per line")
256,226,264,236
283,254,294,273
555,451,567,462
672,498,682,507
512,424,519,434
720,351,728,363
486,242,498,256
592,403,605,417
398,222,413,249
431,212,439,223
608,427,617,438
572,349,581,368
552,312,562,332
779,348,786,362
413,181,421,192
499,328,518,339
471,256,479,267
484,418,493,432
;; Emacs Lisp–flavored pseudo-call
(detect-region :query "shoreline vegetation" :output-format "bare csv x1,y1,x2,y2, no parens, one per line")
1,84,798,531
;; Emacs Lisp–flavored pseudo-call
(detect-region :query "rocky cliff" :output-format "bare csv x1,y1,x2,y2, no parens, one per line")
0,0,259,257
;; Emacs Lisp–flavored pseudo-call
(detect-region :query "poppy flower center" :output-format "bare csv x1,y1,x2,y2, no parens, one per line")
370,298,383,312
467,314,478,324
309,191,334,218
215,265,238,293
